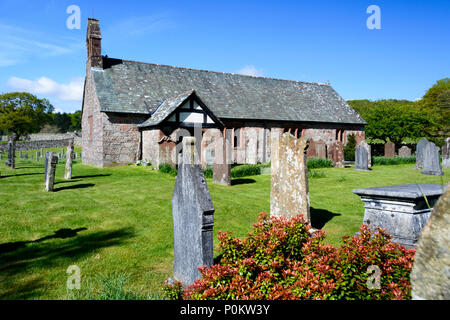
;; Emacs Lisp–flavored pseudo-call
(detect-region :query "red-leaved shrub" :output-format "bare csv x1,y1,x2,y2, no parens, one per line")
164,213,415,300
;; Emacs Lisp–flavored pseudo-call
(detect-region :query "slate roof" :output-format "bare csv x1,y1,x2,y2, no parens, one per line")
138,90,193,127
91,57,366,125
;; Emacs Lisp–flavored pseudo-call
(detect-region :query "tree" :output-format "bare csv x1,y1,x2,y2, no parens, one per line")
344,133,357,161
419,78,450,136
69,110,81,131
53,112,72,132
0,92,54,168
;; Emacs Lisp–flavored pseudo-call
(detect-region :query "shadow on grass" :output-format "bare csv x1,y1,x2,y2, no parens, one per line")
310,207,342,229
0,227,135,299
0,228,88,255
54,179,81,185
54,183,95,192
71,174,111,179
0,172,44,179
231,178,256,186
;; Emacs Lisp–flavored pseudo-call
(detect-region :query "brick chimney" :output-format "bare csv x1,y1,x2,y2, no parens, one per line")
86,18,102,69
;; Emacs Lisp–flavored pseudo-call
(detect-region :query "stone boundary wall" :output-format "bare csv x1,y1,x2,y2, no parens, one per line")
0,139,73,153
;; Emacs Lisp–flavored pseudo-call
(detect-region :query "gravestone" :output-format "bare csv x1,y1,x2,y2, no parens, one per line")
415,138,429,170
306,139,327,159
5,140,12,167
353,184,446,248
212,136,231,186
24,153,28,160
354,145,370,171
358,140,372,167
384,141,395,158
171,137,215,286
65,139,74,180
327,141,344,168
421,142,443,176
442,137,449,169
40,148,44,157
36,151,40,161
398,145,412,158
270,133,310,222
44,151,50,184
411,184,449,300
45,153,58,192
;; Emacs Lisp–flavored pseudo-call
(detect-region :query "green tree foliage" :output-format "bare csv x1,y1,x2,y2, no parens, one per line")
0,92,54,137
344,133,357,161
418,78,450,135
348,99,439,145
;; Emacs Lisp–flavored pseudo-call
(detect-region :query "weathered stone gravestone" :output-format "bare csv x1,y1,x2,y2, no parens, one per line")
410,184,449,300
327,141,344,168
44,151,50,184
442,137,450,169
45,153,59,192
421,142,443,176
5,140,13,167
384,141,395,158
212,136,231,186
354,145,370,171
270,133,310,222
306,139,326,159
398,145,412,157
353,184,446,249
65,139,74,180
415,138,429,170
36,151,40,161
171,137,215,286
358,140,372,167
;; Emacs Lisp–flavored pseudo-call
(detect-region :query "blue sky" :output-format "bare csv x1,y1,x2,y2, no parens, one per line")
0,0,449,113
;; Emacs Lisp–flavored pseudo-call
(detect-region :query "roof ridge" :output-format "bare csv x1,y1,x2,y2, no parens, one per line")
115,58,330,87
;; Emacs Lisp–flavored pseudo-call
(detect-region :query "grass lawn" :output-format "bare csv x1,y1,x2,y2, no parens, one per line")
0,154,448,300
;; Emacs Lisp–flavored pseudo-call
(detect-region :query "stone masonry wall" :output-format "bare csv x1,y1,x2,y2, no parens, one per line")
102,112,147,165
81,71,104,167
0,139,73,153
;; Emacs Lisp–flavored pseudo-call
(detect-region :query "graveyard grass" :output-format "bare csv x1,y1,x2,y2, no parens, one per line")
0,154,448,300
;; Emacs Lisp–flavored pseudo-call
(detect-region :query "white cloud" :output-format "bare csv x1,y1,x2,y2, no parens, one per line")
108,14,176,36
0,23,80,67
7,76,84,102
236,65,265,77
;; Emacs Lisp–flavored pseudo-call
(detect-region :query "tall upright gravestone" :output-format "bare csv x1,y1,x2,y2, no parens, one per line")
212,134,231,186
421,142,443,176
45,153,58,192
270,133,310,222
65,138,74,180
384,141,395,158
327,141,344,168
354,145,370,171
172,137,215,286
5,140,13,167
442,137,450,169
415,138,429,170
358,140,372,167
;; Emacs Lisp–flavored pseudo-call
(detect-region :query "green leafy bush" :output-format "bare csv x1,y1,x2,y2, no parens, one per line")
308,170,326,179
307,158,333,169
158,163,178,176
231,164,269,178
373,156,416,166
344,134,357,161
164,213,414,300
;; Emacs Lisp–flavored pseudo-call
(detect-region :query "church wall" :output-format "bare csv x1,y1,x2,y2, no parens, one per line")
81,71,104,167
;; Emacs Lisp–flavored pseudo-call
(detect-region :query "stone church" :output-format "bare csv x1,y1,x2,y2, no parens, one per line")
82,18,366,168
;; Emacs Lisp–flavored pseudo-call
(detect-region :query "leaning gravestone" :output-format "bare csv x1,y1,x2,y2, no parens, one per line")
384,141,395,158
421,142,443,176
415,138,429,170
171,137,215,286
354,145,370,171
398,145,412,157
442,137,450,169
45,153,58,192
64,139,74,180
270,133,310,222
411,184,450,300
